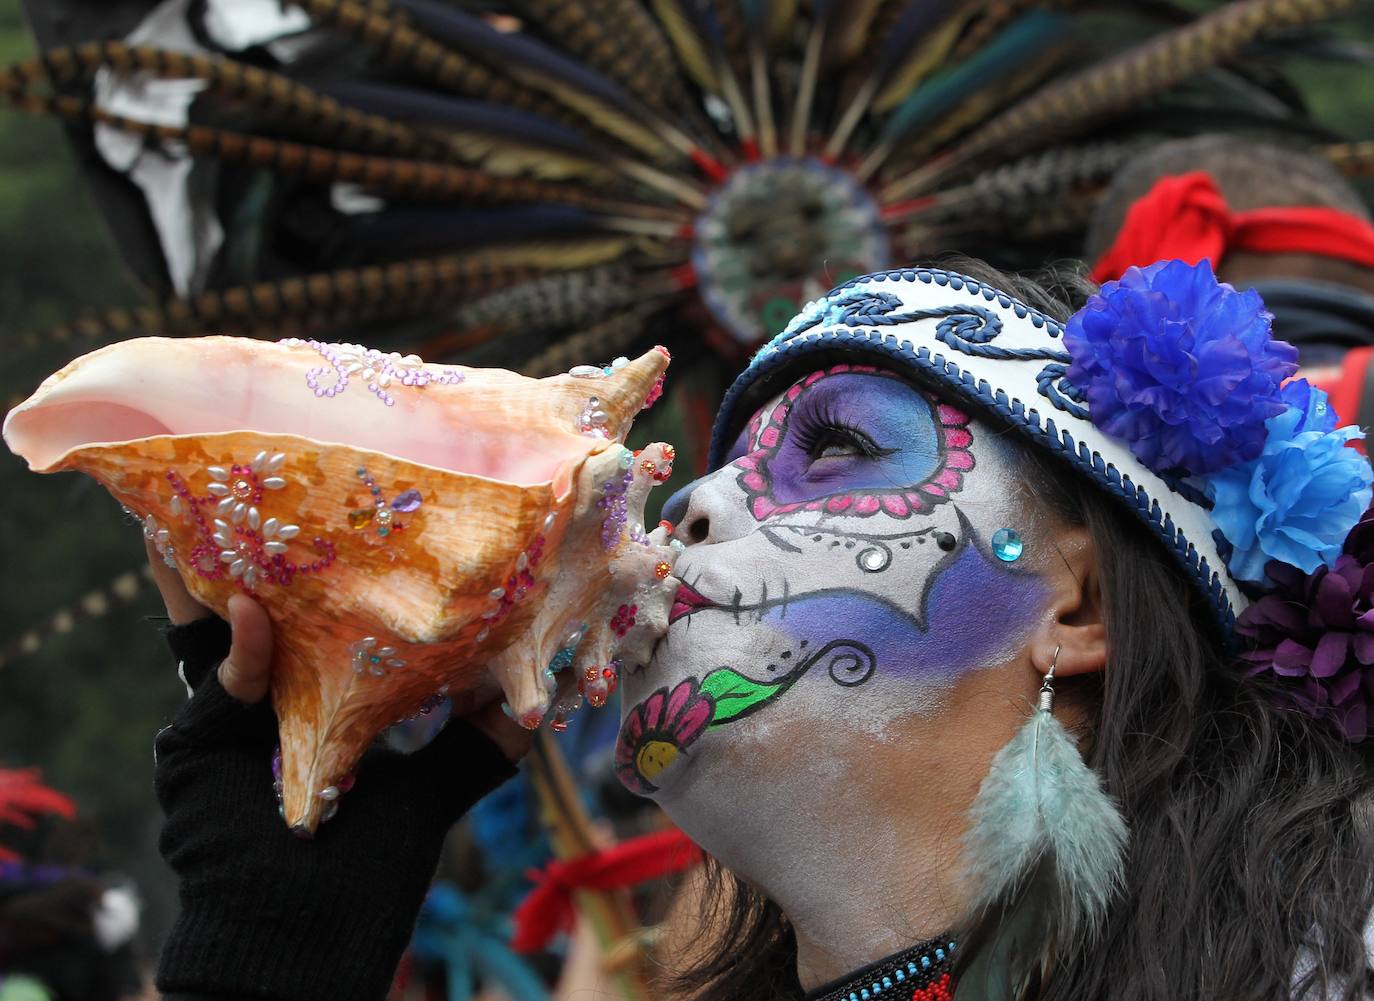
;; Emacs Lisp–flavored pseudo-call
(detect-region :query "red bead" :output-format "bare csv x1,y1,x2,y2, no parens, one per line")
910,973,952,1001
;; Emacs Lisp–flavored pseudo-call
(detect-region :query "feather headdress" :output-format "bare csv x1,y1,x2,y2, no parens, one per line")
1,0,1367,660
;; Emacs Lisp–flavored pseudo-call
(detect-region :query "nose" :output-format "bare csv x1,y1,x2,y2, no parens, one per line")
661,477,711,544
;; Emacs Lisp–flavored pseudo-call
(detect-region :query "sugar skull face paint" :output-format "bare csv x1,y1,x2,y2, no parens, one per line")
733,365,974,520
617,365,1054,800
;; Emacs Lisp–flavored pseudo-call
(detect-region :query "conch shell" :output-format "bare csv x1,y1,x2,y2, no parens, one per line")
4,337,681,832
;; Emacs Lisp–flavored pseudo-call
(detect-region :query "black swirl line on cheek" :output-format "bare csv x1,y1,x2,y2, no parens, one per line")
760,523,938,573
819,640,877,687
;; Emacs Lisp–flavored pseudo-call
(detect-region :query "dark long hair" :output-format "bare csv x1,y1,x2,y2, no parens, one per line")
667,259,1374,1001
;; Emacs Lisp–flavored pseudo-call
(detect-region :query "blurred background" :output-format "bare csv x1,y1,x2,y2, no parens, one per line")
1,0,1373,996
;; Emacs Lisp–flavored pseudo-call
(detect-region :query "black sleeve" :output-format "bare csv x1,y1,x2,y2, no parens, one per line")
154,616,518,1001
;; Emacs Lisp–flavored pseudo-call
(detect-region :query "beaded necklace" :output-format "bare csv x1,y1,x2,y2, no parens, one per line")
805,935,956,1001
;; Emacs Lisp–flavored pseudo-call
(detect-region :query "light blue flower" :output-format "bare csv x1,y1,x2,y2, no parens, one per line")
1274,376,1338,435
1206,384,1371,583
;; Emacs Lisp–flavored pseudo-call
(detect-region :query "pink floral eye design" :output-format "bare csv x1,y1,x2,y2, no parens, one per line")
731,364,974,521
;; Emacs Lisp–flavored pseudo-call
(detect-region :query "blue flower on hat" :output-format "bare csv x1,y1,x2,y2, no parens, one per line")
1272,375,1339,435
1064,258,1298,476
1206,381,1372,583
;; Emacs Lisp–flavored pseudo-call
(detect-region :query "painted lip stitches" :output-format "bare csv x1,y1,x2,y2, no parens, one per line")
669,582,716,623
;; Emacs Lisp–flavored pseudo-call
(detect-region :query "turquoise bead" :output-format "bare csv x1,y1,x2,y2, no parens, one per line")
992,527,1024,562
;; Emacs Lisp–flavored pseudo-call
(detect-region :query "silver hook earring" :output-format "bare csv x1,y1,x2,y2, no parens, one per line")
1038,644,1061,714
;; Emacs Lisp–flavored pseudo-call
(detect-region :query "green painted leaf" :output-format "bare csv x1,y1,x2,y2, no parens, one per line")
700,667,786,726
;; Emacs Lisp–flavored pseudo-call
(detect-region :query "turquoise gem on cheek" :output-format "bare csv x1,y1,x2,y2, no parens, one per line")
992,528,1024,562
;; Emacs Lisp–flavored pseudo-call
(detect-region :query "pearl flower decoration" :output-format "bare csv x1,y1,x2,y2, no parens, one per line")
351,636,406,677
213,518,259,588
259,516,302,554
142,513,175,568
205,451,287,526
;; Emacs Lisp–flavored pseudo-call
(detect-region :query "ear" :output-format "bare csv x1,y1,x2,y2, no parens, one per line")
1030,524,1108,679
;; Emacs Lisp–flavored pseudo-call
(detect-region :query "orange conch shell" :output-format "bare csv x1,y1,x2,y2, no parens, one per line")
4,337,679,832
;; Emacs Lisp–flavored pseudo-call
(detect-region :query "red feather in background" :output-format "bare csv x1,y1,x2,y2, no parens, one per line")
0,768,76,861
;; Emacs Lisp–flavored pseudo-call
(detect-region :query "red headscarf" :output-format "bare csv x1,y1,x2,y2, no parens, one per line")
1090,171,1374,284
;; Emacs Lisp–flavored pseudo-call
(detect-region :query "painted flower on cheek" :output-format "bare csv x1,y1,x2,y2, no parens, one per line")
615,678,716,795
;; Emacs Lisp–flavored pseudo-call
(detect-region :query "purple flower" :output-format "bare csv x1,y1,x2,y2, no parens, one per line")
1237,506,1374,740
1205,382,1371,583
1064,259,1297,476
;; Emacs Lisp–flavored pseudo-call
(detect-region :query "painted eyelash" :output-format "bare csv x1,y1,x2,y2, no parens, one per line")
790,403,894,460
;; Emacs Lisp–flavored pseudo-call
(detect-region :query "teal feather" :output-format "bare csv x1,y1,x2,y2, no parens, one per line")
962,705,1127,941
954,860,1056,1001
879,11,1065,146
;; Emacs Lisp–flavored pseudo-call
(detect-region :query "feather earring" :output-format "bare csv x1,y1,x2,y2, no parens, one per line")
962,646,1127,942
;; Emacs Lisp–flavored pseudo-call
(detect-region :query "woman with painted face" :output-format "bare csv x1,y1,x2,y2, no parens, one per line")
147,257,1374,1001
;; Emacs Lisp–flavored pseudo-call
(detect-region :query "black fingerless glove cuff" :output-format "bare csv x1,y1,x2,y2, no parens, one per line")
155,625,518,1001
163,616,232,688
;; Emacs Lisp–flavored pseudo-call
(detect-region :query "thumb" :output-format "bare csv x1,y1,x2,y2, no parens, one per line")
219,593,274,704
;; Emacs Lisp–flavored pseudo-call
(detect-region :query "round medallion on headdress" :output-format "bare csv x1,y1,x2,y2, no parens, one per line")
692,158,889,346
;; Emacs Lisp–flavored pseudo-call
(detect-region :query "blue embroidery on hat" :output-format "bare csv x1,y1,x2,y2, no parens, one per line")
782,287,1070,365
1035,362,1089,421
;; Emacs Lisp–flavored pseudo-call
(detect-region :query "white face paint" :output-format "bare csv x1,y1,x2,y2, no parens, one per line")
614,365,1056,966
618,364,1047,796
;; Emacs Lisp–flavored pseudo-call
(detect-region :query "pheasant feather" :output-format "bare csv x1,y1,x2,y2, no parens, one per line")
1328,141,1374,178
392,0,677,162
882,0,1357,201
963,706,1127,940
872,5,976,112
518,0,671,109
651,0,719,93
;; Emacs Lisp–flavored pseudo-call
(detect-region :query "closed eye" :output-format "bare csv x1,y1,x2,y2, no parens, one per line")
794,419,895,464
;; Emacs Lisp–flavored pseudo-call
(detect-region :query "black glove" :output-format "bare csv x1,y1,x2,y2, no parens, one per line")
154,616,517,1001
